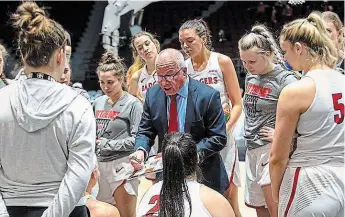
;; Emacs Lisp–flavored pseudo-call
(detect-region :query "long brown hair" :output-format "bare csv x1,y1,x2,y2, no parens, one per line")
179,19,214,51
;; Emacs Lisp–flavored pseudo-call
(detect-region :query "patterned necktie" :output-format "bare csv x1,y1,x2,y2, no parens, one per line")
168,95,178,133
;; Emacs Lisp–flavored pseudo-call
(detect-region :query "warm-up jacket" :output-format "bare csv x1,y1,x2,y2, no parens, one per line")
0,78,96,217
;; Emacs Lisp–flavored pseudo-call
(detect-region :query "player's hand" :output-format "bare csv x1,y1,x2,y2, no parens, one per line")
129,150,145,171
259,126,275,142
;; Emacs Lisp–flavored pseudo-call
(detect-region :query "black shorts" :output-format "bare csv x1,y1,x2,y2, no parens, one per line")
7,205,90,217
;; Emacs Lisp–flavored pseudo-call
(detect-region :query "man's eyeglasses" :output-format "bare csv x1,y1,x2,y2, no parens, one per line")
153,67,184,82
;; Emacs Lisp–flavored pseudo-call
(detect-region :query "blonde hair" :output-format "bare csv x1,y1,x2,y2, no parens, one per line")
128,31,160,80
281,12,338,68
322,11,344,57
11,2,67,68
0,44,7,63
238,24,284,65
0,44,8,84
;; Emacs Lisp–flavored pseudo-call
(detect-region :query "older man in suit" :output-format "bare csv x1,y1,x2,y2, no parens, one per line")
131,48,228,193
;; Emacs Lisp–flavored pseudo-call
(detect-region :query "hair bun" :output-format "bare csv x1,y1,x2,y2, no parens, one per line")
11,2,48,31
101,51,122,65
251,25,269,37
32,8,46,18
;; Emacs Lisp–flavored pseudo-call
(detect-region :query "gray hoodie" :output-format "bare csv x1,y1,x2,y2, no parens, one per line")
0,78,96,217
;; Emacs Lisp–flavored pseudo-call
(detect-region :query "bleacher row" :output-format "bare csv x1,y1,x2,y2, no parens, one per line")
1,1,344,91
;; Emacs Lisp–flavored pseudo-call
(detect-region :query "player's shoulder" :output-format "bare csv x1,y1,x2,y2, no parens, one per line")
200,185,235,217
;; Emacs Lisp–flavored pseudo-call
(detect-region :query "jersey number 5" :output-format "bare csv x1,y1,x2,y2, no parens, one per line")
146,195,160,217
332,93,344,124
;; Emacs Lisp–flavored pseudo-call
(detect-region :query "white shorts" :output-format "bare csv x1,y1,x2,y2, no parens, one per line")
97,157,139,205
244,144,271,208
279,165,344,217
220,132,241,187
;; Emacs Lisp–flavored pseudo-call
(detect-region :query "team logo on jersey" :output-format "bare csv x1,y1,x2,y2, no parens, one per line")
244,83,272,117
95,110,120,137
141,82,156,93
199,76,218,85
244,94,262,117
246,83,272,97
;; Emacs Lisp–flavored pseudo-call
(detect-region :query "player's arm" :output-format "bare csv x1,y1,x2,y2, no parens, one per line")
218,54,243,132
128,70,141,97
270,80,311,203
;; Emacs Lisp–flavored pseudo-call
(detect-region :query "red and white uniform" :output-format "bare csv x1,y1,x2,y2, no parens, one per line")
137,65,157,101
186,52,241,187
137,180,212,217
279,69,344,217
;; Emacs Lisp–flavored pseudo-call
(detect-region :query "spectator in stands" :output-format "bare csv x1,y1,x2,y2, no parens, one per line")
179,19,243,217
271,6,278,29
127,31,160,102
218,29,227,43
282,4,293,23
0,44,13,89
322,11,344,73
256,2,269,23
137,132,235,217
0,2,96,216
93,51,143,217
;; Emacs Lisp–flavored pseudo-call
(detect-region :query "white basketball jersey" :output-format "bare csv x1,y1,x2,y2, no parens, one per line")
137,65,157,100
289,69,344,167
186,52,231,111
137,180,212,217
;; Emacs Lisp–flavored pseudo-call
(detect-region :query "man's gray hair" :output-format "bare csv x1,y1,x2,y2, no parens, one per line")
156,48,186,69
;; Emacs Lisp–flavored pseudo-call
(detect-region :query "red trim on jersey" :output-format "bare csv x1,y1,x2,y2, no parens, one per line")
245,202,265,209
284,167,301,217
229,146,237,185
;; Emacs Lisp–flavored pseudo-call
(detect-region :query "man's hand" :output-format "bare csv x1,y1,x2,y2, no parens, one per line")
129,150,145,171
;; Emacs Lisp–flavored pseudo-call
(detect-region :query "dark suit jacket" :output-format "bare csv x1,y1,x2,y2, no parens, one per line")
134,78,229,193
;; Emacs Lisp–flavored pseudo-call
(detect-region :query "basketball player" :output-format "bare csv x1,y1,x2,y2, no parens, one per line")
322,11,344,73
179,19,243,217
271,12,344,217
137,132,235,217
93,51,143,217
239,24,298,217
127,31,160,102
0,2,95,216
127,31,160,163
59,31,89,100
0,44,13,89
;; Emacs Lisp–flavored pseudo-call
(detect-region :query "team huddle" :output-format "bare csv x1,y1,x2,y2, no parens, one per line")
0,2,344,217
